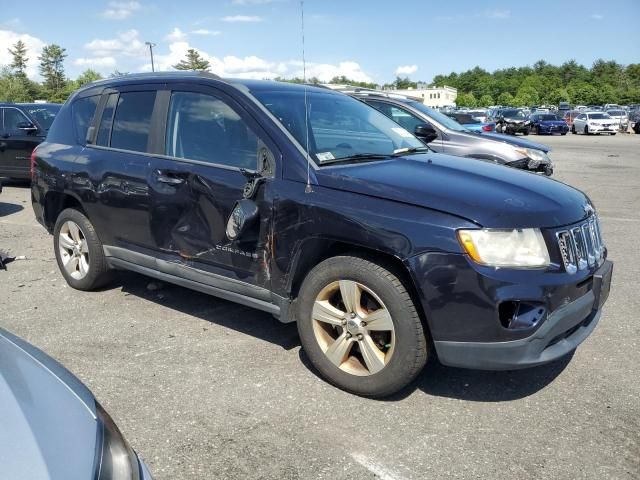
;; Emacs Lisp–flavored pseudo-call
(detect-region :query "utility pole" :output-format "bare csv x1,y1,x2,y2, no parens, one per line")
145,42,156,72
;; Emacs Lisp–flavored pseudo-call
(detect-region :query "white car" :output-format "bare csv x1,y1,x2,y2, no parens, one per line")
606,109,629,130
572,111,618,135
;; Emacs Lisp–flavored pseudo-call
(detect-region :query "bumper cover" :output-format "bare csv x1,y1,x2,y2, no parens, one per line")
434,260,613,370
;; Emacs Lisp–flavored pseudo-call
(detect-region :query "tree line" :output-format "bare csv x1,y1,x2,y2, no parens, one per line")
1,41,638,108
430,59,640,107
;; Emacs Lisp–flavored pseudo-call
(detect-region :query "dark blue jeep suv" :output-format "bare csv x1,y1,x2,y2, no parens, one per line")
31,72,613,397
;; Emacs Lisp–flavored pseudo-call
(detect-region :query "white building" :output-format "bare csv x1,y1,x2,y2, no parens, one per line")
387,85,457,108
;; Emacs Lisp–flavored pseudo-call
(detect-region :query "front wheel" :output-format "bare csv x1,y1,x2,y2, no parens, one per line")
296,256,428,397
54,208,111,290
571,124,576,134
584,125,589,135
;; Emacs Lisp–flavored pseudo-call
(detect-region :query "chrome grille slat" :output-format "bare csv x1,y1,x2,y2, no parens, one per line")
556,215,604,274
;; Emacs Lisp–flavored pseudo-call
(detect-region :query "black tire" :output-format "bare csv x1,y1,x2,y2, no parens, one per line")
53,208,111,291
610,132,616,136
571,124,576,134
296,256,428,397
561,132,567,135
523,128,529,136
584,125,589,135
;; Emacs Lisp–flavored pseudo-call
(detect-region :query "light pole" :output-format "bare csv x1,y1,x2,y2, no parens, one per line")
145,42,156,72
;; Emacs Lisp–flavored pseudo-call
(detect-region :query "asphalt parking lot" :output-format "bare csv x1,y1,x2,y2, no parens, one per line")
1,133,638,479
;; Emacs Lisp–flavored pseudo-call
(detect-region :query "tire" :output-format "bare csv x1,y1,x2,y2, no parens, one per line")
296,256,428,397
571,124,576,134
523,128,529,136
584,125,589,135
561,132,567,136
610,133,616,136
53,208,111,291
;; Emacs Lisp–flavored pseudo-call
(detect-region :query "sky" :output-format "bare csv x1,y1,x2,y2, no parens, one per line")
1,0,639,84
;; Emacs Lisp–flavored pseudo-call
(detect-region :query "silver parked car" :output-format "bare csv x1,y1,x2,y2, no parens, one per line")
605,109,629,130
348,91,553,175
0,328,153,480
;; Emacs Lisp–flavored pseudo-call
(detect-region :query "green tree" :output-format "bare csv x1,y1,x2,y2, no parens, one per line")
8,40,29,77
76,69,103,87
456,92,477,108
39,44,67,98
497,91,514,105
173,49,211,71
328,75,377,89
0,67,30,102
394,76,417,90
479,94,494,107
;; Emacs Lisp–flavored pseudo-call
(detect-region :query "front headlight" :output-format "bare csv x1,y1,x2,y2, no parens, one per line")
457,228,550,268
514,147,549,168
96,403,142,480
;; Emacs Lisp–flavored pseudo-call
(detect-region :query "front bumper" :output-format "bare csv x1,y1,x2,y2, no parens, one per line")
538,124,569,134
406,250,612,370
588,124,617,133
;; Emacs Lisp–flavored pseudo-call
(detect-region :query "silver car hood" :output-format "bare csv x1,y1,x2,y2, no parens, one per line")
0,329,98,480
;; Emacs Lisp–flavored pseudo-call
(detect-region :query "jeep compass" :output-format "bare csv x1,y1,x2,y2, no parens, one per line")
31,72,613,397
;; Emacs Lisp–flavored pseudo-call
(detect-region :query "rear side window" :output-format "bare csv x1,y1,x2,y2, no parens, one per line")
72,95,100,144
96,93,118,146
165,91,258,169
2,108,31,134
110,91,156,152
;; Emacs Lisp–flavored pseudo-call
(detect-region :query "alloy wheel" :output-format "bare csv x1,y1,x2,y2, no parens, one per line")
311,280,395,376
58,220,90,280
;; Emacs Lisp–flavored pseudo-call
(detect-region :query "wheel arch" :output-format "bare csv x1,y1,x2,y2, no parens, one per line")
43,191,86,232
287,238,428,330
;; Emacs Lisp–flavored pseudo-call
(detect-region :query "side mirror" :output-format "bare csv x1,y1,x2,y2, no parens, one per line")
17,121,37,131
414,124,438,143
226,198,259,241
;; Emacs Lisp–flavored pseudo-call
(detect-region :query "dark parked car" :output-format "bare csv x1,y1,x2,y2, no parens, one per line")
32,72,612,397
348,92,553,175
495,108,531,135
529,113,569,135
0,102,61,179
0,328,153,479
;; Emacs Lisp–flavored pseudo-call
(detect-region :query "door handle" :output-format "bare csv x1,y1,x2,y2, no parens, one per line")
156,170,186,185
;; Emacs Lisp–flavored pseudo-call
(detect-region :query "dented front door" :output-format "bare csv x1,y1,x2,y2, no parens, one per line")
147,87,274,292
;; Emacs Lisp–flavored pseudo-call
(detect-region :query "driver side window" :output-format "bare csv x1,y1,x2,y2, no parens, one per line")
367,101,425,135
165,91,259,170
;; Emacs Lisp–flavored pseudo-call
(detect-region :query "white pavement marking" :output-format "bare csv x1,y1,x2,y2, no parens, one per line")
350,452,408,480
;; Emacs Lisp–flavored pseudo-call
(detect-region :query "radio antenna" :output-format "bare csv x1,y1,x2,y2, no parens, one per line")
300,0,313,193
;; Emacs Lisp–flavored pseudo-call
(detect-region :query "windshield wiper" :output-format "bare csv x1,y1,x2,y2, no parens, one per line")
392,146,430,156
320,153,391,165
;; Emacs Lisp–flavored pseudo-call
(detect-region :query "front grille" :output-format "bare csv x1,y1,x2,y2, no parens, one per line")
556,216,604,274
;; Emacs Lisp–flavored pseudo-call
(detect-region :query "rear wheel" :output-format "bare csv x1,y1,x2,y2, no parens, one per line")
54,208,111,291
296,256,428,397
571,124,576,134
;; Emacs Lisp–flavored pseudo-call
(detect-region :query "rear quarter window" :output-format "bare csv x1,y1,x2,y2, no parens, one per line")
109,91,156,152
72,95,100,144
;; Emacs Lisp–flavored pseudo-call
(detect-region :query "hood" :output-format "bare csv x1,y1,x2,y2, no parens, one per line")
539,120,567,126
0,329,97,480
316,153,591,228
478,132,551,152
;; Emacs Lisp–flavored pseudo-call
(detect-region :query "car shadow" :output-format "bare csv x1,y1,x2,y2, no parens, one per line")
298,349,573,403
107,270,571,402
111,270,301,351
0,202,24,218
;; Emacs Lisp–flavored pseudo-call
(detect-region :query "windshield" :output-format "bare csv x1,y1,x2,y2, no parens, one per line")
23,104,60,130
251,90,425,164
589,113,611,120
503,109,527,119
406,101,469,132
539,114,561,121
607,110,625,116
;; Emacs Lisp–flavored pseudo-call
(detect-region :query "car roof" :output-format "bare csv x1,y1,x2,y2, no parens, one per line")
73,71,341,97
